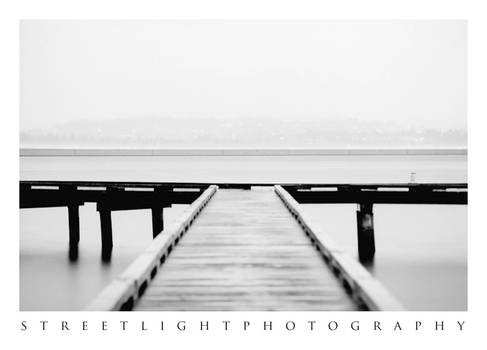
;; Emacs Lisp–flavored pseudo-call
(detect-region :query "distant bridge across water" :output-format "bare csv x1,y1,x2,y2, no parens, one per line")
19,180,467,311
20,147,467,157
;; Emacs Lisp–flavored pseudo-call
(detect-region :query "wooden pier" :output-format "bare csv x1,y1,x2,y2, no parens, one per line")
135,188,359,311
20,181,467,311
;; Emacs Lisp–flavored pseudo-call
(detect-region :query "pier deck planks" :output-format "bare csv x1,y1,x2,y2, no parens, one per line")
134,188,358,311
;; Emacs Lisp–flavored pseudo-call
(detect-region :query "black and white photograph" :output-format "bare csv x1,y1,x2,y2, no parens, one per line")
19,20,468,311
6,0,487,347
18,19,468,313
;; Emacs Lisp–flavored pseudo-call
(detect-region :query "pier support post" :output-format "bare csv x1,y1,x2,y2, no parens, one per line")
67,204,80,261
356,203,375,264
151,206,164,238
98,206,113,263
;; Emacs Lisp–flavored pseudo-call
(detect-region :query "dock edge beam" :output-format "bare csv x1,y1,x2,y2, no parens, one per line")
86,185,218,311
274,185,404,311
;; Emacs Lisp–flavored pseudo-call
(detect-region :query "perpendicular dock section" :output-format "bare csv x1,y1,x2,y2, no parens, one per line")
274,185,404,311
20,182,205,262
86,185,218,311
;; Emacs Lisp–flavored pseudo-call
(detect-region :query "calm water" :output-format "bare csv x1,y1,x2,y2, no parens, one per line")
20,155,467,311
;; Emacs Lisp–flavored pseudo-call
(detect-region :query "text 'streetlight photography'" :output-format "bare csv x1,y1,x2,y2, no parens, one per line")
19,20,467,317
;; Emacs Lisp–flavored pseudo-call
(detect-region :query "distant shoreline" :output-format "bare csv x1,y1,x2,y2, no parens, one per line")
20,148,468,157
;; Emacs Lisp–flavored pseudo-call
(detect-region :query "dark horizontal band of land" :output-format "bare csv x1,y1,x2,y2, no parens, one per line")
19,148,468,157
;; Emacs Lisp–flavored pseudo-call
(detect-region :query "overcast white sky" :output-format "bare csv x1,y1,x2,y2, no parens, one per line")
20,20,466,131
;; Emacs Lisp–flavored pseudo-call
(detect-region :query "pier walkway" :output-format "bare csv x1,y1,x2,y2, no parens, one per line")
134,188,357,311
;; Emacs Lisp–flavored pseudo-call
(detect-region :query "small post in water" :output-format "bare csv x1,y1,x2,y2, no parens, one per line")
67,204,80,261
151,206,164,238
97,204,113,263
356,202,375,264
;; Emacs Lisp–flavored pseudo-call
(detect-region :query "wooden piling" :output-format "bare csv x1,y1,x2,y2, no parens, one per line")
151,206,164,238
98,206,113,262
356,203,375,264
67,204,80,261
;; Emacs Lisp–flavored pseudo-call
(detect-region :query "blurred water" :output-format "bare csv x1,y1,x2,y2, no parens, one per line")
19,155,467,310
